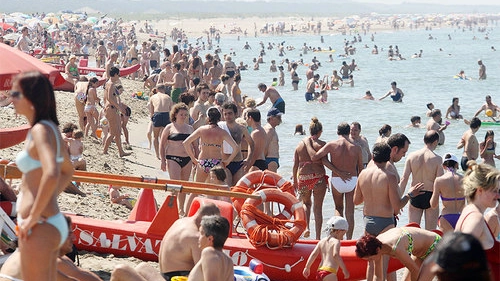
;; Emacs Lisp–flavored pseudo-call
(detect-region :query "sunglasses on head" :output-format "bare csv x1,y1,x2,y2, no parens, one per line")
9,91,23,99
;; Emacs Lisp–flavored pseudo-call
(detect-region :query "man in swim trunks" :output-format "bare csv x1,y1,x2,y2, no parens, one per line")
457,117,481,171
400,130,444,230
149,84,173,159
165,63,186,103
220,103,255,185
246,109,268,172
159,204,220,281
305,74,319,102
264,108,282,173
354,142,423,281
256,83,285,114
302,216,350,281
307,122,363,239
379,81,404,103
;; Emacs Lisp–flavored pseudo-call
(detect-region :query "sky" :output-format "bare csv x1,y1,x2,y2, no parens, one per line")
354,0,499,5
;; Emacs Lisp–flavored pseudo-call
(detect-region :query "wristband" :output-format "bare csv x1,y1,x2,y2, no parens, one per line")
407,192,414,199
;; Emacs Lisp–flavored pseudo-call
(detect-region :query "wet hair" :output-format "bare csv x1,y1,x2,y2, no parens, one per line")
424,130,440,144
378,124,392,137
170,103,189,122
179,93,195,107
234,74,241,83
387,133,410,150
410,116,421,124
426,103,434,110
484,130,494,142
337,122,350,136
431,109,442,118
372,142,391,163
469,117,481,129
207,107,221,125
391,81,397,86
14,72,59,126
210,165,226,182
463,161,500,201
110,66,120,77
351,121,361,131
309,117,323,136
452,97,459,103
295,124,305,135
355,235,382,258
246,109,261,123
200,215,230,248
222,102,238,114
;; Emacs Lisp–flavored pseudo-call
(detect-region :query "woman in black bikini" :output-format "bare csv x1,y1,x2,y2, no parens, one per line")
159,103,195,216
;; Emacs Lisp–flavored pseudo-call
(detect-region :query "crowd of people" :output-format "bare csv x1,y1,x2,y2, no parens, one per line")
1,11,500,281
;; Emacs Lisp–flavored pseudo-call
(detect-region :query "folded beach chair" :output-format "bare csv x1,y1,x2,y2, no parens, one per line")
0,207,17,264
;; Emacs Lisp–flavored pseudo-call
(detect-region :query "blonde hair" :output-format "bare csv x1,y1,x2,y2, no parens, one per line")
244,98,256,108
463,161,500,200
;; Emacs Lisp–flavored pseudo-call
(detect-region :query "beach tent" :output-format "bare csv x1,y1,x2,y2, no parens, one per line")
0,43,65,90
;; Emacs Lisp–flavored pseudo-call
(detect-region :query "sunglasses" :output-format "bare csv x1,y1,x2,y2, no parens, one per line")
9,91,23,99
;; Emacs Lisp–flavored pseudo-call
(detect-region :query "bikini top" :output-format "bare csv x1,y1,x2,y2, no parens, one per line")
16,120,64,174
392,227,413,256
440,195,465,201
168,133,190,141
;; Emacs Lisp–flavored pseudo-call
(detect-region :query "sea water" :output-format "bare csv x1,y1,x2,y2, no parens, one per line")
196,26,500,239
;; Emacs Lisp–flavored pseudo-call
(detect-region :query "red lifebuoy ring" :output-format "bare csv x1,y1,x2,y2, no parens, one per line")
231,170,294,214
240,189,306,249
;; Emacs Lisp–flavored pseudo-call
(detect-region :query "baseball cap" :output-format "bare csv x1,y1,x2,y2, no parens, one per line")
325,216,348,232
267,108,283,117
442,153,458,164
431,232,488,274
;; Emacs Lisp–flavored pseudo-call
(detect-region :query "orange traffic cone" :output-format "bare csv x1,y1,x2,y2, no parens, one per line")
128,189,158,222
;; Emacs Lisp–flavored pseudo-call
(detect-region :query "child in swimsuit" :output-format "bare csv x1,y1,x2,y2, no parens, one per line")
204,165,231,203
303,216,350,281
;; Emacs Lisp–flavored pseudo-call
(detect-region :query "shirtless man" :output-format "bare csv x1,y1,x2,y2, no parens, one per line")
188,215,233,281
478,59,486,80
308,122,363,239
104,51,119,79
305,74,319,102
399,130,444,230
385,133,411,181
160,204,220,281
256,83,285,114
354,142,422,281
149,84,173,159
339,61,352,80
305,64,317,81
220,103,255,185
103,67,131,157
457,117,481,171
15,27,30,53
264,108,282,173
379,81,404,103
350,122,372,167
191,84,211,129
165,63,186,103
246,109,268,171
426,109,448,145
157,62,174,86
473,95,500,119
